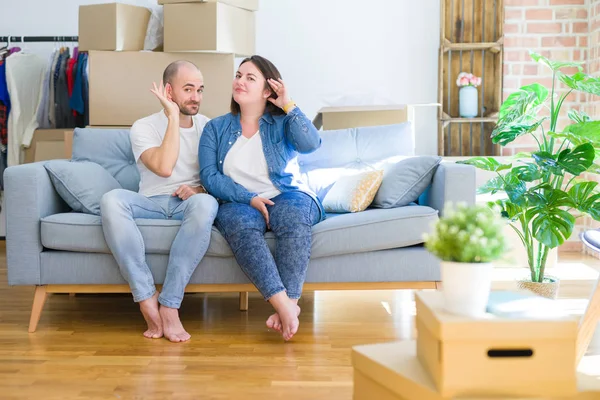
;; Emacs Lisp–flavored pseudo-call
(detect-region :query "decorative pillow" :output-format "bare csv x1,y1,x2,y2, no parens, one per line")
372,156,442,208
44,160,122,215
322,170,384,213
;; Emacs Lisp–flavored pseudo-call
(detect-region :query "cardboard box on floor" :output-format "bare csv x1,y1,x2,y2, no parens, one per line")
313,105,416,131
157,0,258,11
88,51,235,126
79,3,151,51
24,129,72,163
164,2,255,55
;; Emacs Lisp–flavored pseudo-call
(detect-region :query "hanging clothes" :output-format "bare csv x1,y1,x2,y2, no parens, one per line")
0,55,10,147
5,51,46,166
36,49,57,129
70,52,89,128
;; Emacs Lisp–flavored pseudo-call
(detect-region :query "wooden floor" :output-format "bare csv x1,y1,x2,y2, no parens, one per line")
1,244,600,399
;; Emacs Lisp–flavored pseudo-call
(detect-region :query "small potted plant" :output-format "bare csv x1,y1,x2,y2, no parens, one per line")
424,202,507,317
457,72,482,118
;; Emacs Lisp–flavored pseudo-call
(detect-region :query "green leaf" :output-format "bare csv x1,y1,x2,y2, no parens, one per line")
530,51,584,72
512,163,542,182
563,121,600,145
529,208,575,248
504,172,527,206
568,109,591,124
498,84,548,122
532,151,563,175
492,198,522,221
556,143,595,176
477,176,505,195
569,181,599,209
582,193,600,221
457,157,512,172
512,152,533,159
491,119,545,146
559,72,600,96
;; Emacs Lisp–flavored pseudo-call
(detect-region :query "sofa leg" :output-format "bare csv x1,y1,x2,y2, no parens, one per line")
29,286,48,333
239,292,249,311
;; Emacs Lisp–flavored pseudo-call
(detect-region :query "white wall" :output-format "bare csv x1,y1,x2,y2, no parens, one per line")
2,0,440,154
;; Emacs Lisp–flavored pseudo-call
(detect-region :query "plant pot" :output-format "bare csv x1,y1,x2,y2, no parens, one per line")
441,261,493,317
516,276,560,299
459,85,478,118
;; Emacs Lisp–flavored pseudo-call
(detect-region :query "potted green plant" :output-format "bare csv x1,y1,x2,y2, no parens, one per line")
458,51,600,299
424,202,507,317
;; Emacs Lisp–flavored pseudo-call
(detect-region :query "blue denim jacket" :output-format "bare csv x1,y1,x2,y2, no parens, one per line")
199,106,326,221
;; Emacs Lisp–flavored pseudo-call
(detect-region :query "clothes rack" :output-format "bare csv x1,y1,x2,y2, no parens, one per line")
0,36,78,43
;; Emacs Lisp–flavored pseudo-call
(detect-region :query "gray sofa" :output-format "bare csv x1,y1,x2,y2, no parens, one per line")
5,125,475,332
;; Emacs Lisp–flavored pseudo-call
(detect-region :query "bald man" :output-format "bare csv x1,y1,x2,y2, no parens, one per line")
100,61,218,343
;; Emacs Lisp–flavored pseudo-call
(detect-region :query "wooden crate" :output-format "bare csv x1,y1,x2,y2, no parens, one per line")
415,291,578,398
438,0,504,156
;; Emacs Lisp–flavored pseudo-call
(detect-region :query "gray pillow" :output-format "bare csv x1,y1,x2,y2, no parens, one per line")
44,160,122,215
372,156,442,208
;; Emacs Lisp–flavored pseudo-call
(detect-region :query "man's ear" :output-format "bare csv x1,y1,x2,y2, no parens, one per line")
165,83,173,100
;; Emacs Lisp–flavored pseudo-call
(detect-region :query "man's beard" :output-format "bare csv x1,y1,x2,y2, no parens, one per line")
177,100,200,116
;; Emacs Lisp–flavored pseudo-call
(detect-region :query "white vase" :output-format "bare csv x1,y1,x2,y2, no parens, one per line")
459,86,478,118
441,261,493,317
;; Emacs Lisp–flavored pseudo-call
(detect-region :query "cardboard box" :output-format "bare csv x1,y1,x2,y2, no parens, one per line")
24,129,72,163
89,51,235,126
313,105,415,131
79,3,151,51
415,291,578,398
164,2,255,55
352,341,600,400
157,0,258,11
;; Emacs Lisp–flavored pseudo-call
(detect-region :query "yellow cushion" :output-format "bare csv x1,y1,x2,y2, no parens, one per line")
322,170,384,213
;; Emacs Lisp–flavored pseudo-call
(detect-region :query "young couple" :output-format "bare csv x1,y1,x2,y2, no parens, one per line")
100,56,325,343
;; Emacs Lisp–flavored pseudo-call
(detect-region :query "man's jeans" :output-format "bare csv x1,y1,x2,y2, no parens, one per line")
215,191,321,300
101,189,218,308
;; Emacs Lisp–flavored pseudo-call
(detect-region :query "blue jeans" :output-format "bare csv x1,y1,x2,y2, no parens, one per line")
215,191,321,300
100,189,218,308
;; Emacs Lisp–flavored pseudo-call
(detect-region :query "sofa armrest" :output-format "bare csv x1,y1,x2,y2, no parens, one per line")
423,162,476,216
5,162,70,285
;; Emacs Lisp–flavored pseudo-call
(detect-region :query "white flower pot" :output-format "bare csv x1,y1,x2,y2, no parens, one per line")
441,261,493,317
459,86,478,118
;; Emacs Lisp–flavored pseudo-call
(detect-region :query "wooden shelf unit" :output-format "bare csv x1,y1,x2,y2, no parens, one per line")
438,0,504,157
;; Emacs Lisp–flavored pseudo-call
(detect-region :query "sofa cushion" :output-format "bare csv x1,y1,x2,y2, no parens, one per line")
322,170,383,213
297,123,413,199
44,160,122,215
71,127,140,192
40,205,438,258
372,156,442,208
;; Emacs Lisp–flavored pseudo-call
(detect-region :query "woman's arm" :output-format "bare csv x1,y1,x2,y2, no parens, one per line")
283,106,322,154
199,121,257,204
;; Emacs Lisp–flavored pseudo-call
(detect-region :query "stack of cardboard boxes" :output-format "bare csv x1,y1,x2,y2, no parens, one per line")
79,0,258,129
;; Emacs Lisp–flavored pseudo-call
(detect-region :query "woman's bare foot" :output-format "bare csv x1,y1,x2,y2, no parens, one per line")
268,293,301,341
266,304,301,333
139,292,163,339
159,305,191,343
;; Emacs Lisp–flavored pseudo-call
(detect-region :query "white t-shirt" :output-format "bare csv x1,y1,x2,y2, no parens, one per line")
130,110,210,197
223,132,281,199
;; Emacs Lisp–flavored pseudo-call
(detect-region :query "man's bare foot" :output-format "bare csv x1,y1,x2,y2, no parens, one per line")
159,305,191,343
268,293,301,341
266,304,301,333
139,292,163,339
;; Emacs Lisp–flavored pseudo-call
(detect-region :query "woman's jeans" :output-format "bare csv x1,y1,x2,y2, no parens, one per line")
100,189,218,308
215,191,321,300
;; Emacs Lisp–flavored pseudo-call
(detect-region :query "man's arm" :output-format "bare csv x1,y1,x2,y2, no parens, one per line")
137,80,183,178
139,114,180,178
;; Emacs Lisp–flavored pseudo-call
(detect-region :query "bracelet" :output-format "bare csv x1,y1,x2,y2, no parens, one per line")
283,101,296,114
